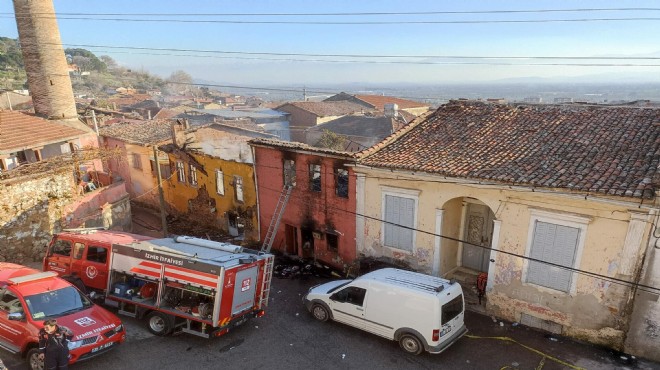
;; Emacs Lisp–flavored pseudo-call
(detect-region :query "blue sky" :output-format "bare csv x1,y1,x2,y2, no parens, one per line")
1,1,659,85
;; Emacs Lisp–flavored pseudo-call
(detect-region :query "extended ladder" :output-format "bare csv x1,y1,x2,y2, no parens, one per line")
258,255,274,308
261,185,292,253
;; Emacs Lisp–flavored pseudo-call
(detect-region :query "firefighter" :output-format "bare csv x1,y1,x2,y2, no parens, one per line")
38,319,74,370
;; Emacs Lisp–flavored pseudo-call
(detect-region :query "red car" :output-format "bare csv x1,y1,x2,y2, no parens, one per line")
0,263,125,370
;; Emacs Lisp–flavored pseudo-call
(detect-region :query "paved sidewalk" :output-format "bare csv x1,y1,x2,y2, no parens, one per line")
462,311,658,370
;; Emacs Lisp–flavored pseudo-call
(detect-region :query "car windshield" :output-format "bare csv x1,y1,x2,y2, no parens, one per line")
24,286,92,320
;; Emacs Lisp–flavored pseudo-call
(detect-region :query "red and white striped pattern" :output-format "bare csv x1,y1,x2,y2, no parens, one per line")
164,265,218,289
129,261,161,278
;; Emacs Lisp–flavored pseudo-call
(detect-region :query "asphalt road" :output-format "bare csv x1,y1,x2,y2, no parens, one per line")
2,276,658,370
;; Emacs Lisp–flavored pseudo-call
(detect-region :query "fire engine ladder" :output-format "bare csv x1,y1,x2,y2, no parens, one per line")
258,255,274,308
261,185,292,253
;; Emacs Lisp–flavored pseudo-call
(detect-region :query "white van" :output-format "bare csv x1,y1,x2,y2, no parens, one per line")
303,268,467,355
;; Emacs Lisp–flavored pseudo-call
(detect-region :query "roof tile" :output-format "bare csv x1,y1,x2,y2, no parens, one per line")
359,101,660,198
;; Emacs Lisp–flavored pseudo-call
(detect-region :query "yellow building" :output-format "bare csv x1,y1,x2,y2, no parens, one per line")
159,121,275,242
355,101,660,359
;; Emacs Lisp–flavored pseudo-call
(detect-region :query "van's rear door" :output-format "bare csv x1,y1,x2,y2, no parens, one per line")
440,293,465,341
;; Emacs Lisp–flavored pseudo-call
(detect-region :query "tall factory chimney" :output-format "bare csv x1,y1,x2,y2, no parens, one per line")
13,0,84,128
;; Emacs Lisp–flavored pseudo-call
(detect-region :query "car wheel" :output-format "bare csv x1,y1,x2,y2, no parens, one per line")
399,334,423,355
26,348,44,370
311,304,329,322
147,311,174,336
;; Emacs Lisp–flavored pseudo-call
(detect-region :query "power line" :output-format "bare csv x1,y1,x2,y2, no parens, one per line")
7,8,660,17
51,42,660,61
22,43,660,68
4,15,660,25
252,181,660,295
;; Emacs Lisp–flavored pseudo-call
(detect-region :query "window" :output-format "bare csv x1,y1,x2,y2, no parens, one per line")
151,160,172,179
189,164,198,186
441,295,464,325
0,289,23,314
131,153,142,170
335,168,349,198
216,169,225,195
327,233,338,251
526,221,580,293
330,287,366,306
383,192,417,252
86,246,108,263
50,239,72,257
283,159,296,187
73,243,85,260
234,176,244,202
309,164,321,192
176,161,185,183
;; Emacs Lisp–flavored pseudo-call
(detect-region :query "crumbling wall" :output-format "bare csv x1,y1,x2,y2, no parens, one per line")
0,171,131,263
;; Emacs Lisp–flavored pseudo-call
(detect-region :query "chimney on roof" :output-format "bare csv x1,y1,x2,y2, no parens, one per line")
171,119,188,147
13,0,78,121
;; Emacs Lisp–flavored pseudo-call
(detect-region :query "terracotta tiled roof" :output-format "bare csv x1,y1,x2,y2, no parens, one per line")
354,94,429,110
277,101,370,117
359,101,660,198
99,120,173,146
0,110,87,154
249,138,358,158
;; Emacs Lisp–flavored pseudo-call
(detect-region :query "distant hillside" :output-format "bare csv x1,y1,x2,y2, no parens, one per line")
0,36,166,96
0,37,26,90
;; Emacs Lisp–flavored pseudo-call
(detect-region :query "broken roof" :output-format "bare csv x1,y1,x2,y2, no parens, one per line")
276,101,370,117
98,120,172,146
359,100,660,198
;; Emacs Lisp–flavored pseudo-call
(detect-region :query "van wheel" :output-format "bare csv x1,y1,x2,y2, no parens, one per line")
399,334,423,355
26,348,44,370
311,304,329,322
147,311,174,336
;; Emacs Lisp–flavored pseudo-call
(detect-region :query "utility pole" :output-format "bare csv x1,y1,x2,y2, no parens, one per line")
153,146,168,237
91,109,99,134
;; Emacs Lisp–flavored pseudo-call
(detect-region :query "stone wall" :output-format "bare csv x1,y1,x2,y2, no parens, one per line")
0,170,131,263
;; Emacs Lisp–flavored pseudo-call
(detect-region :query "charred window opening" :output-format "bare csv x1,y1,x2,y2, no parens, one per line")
227,211,245,237
301,228,314,251
326,233,338,251
309,164,321,192
284,159,296,187
335,168,348,198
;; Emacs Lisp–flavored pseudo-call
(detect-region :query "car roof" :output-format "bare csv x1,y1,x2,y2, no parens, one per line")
56,230,154,245
0,262,72,295
357,268,459,295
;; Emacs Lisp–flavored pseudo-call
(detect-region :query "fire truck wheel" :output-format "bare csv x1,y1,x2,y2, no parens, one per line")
26,348,43,370
311,304,330,322
147,311,174,336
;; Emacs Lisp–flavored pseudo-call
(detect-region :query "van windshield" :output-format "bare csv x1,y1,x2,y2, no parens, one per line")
24,286,92,320
441,294,464,325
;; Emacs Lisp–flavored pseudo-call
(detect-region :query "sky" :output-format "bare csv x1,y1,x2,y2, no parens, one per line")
1,1,659,86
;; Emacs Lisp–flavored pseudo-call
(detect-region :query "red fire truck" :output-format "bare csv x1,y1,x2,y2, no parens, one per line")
45,231,274,338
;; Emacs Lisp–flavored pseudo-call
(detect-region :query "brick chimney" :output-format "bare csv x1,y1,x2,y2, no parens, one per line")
13,0,78,121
